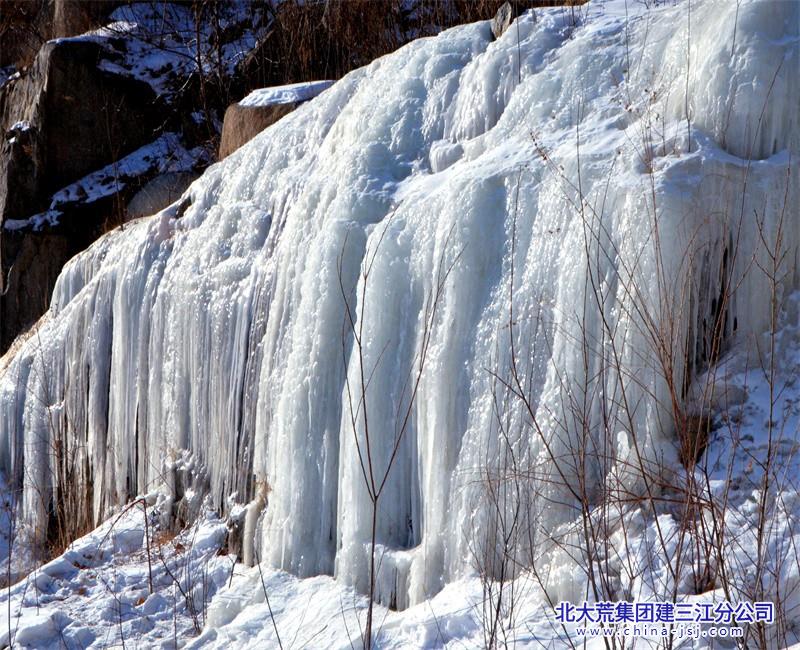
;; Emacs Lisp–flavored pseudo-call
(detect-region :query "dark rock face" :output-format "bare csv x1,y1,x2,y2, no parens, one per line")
52,0,122,41
1,193,110,353
0,38,164,352
0,230,69,350
0,190,132,353
0,1,52,69
218,102,297,160
0,122,40,221
0,39,163,220
0,0,122,69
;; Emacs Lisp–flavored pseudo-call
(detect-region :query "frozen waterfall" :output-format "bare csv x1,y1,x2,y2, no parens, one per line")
0,0,797,610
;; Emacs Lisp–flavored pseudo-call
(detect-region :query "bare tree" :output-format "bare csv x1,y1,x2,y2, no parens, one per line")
337,216,460,649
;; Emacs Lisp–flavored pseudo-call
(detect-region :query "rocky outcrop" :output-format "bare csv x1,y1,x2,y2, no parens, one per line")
491,1,535,40
219,82,334,159
0,230,69,350
0,0,121,68
0,37,165,352
0,39,163,219
52,0,122,42
492,2,515,39
0,1,53,69
219,102,296,159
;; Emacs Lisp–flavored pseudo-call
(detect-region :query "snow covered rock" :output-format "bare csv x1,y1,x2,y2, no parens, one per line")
219,103,296,160
218,82,333,159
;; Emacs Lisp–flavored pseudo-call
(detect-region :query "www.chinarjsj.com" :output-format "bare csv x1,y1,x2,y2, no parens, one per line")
557,601,772,640
576,623,744,639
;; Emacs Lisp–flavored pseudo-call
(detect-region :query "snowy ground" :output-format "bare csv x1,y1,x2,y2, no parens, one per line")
0,508,583,649
0,498,232,649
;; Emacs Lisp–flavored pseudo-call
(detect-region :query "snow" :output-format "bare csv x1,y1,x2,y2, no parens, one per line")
238,81,335,107
192,569,489,649
0,500,232,649
0,0,798,647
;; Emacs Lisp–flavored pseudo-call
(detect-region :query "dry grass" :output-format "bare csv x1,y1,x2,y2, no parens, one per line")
240,0,587,91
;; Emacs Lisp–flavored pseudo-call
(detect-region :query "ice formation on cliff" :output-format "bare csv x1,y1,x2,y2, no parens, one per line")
0,0,797,614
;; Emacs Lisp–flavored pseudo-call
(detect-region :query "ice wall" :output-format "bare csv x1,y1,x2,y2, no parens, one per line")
0,0,797,608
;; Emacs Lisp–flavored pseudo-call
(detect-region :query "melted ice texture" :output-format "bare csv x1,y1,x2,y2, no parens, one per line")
0,0,798,609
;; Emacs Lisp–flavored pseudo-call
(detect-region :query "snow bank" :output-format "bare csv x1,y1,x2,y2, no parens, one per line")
0,0,797,618
0,502,231,649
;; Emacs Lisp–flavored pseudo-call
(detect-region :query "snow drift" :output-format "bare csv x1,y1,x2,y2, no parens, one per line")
0,0,797,612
